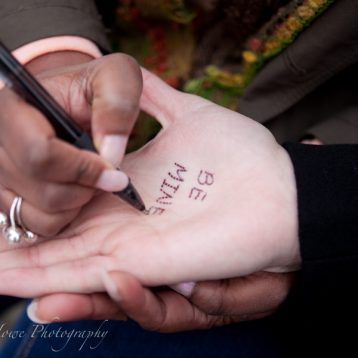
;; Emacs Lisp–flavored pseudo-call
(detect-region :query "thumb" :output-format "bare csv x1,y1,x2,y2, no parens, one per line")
88,54,142,167
140,68,207,128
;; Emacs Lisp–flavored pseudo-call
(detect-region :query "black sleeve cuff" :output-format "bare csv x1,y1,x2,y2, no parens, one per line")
283,142,358,318
0,0,111,52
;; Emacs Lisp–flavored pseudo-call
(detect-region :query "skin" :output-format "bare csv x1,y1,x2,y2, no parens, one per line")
0,70,300,308
0,52,142,236
300,138,323,145
31,271,295,332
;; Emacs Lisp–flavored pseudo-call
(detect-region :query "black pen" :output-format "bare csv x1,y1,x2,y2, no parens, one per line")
0,41,145,211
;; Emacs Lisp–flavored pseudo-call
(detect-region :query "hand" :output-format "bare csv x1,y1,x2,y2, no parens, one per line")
28,271,295,331
0,69,300,297
0,51,142,236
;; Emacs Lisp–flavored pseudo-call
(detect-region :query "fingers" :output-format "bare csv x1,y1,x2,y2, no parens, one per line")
0,100,127,236
0,145,124,236
0,152,95,211
0,89,129,187
100,272,272,331
29,293,126,323
0,133,113,190
30,271,205,329
190,272,296,317
0,144,127,234
0,227,103,271
0,88,54,153
101,271,215,332
0,256,108,297
0,187,80,237
0,54,144,241
30,272,273,331
87,54,142,166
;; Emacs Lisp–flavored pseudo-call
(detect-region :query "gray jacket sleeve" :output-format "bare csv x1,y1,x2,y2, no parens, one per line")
240,0,358,145
0,0,110,52
307,109,358,145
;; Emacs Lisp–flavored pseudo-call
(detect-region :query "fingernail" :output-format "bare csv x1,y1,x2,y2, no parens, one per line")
96,170,129,192
170,282,196,298
27,299,50,324
100,135,128,167
101,270,121,303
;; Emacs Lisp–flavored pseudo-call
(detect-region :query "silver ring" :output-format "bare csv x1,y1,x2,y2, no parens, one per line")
2,196,37,244
3,197,23,244
15,197,37,242
15,197,25,228
0,211,8,228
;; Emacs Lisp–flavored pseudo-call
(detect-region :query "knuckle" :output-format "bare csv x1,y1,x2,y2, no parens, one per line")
37,182,94,215
195,280,228,315
140,304,167,332
41,186,67,212
41,185,81,213
206,315,225,329
74,156,101,184
109,53,140,71
23,139,52,176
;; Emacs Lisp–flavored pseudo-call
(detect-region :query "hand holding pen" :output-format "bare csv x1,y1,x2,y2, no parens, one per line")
0,43,145,239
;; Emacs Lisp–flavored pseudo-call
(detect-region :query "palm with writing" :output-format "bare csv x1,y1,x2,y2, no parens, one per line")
0,70,300,301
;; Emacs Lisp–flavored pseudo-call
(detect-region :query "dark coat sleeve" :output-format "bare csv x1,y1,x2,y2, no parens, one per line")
283,142,358,323
306,104,358,144
240,0,358,145
0,0,110,52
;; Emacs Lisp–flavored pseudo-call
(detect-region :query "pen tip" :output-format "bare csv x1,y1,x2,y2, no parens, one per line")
114,180,146,211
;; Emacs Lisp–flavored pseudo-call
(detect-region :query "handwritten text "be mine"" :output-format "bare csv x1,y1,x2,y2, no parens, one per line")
147,162,215,216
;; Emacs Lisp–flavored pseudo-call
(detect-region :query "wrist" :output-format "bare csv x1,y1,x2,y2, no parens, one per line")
283,149,301,269
272,146,301,271
26,51,95,75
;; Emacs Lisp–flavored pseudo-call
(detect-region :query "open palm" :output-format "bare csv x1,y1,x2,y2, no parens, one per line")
0,70,300,298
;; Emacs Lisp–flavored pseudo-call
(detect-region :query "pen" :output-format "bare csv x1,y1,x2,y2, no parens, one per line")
0,41,145,211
